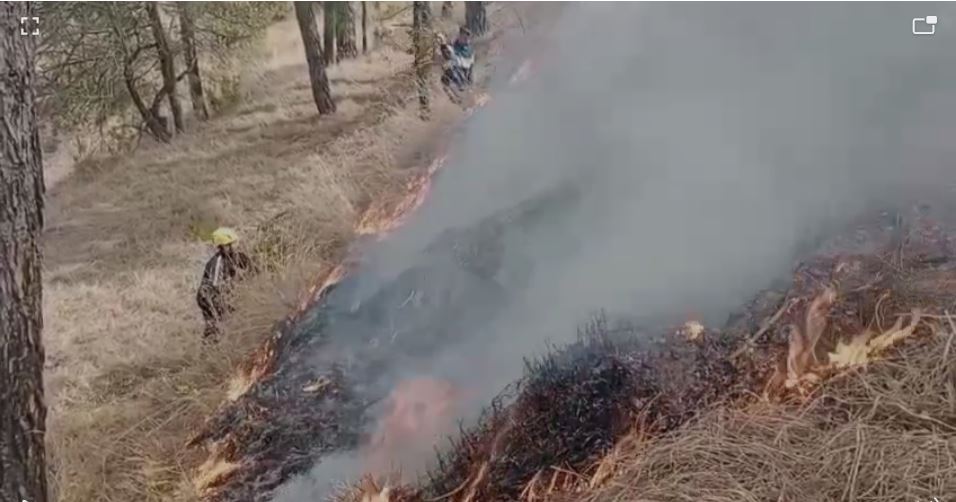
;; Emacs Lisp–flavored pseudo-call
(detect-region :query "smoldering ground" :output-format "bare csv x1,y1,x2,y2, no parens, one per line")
272,3,956,499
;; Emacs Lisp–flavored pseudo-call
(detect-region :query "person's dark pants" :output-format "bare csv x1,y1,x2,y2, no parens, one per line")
197,286,226,341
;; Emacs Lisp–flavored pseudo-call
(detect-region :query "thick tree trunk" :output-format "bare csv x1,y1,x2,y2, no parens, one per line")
323,1,336,66
0,3,49,502
441,1,453,19
465,1,487,36
412,2,432,119
336,2,358,61
361,1,368,54
177,2,209,121
294,2,336,115
146,2,184,133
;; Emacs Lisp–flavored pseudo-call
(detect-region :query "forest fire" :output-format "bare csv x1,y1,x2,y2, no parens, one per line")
356,154,448,237
190,84,503,501
182,3,956,500
224,166,445,405
355,94,492,237
196,178,956,501
333,204,955,502
363,377,464,479
296,262,351,316
291,92,496,335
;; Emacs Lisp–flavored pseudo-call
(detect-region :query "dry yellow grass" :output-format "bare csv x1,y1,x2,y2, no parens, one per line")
564,329,956,502
42,7,470,501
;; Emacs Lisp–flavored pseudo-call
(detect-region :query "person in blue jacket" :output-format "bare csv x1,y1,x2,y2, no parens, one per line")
453,26,474,58
451,27,474,83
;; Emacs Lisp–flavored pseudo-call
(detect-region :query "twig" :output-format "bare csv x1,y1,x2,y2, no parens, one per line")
732,298,797,359
519,471,544,501
947,377,956,416
872,291,890,332
549,465,586,482
941,311,956,366
399,289,416,309
874,252,905,274
841,424,864,501
891,400,956,432
896,313,951,319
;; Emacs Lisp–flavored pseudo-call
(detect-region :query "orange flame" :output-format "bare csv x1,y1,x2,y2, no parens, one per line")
295,262,352,315
352,92,493,240
363,377,462,478
356,154,448,237
201,53,507,497
247,93,496,394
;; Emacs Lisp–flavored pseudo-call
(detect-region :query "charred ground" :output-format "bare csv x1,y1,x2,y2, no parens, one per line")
350,203,956,502
194,191,956,502
190,179,584,501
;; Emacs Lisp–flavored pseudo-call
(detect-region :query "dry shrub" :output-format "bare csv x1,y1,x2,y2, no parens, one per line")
573,331,956,502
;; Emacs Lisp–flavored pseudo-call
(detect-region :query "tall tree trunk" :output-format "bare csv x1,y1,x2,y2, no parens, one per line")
146,2,184,133
294,2,336,115
465,1,487,36
441,2,453,19
104,3,170,142
412,2,432,119
323,1,336,66
336,2,358,61
361,1,368,54
177,2,209,121
0,3,49,502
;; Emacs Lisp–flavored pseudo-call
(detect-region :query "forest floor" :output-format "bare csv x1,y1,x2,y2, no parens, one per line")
40,5,483,501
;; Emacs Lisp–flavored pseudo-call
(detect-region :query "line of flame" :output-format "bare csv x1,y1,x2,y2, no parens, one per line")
292,94,494,321
202,48,542,497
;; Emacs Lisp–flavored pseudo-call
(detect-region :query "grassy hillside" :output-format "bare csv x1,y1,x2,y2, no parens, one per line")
42,5,472,501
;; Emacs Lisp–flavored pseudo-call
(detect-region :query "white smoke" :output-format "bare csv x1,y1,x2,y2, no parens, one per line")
274,3,956,499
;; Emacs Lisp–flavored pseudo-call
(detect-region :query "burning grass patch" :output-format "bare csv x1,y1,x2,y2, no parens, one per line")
190,180,585,501
44,28,476,502
342,209,956,502
569,328,956,502
412,314,749,502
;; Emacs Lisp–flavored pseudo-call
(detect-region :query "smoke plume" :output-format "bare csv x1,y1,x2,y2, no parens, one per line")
274,3,956,499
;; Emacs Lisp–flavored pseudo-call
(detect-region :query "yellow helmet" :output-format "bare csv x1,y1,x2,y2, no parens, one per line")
211,227,239,246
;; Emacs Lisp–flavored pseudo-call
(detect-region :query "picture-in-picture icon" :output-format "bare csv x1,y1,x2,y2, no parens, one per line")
913,15,938,35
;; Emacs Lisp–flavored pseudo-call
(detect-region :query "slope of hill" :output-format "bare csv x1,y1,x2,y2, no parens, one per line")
41,5,482,501
347,205,956,502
